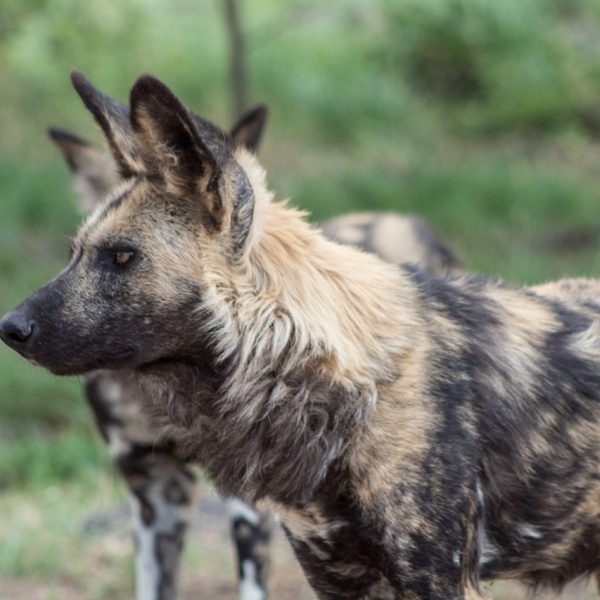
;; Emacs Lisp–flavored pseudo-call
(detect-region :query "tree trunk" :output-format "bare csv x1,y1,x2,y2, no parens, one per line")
223,0,248,119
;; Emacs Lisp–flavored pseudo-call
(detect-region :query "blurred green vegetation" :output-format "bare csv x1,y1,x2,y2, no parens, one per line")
2,0,600,592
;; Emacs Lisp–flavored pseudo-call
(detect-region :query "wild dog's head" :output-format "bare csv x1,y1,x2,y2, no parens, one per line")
0,72,266,375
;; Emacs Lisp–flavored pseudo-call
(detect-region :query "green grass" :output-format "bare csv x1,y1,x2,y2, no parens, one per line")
0,425,109,490
0,473,132,599
2,0,600,588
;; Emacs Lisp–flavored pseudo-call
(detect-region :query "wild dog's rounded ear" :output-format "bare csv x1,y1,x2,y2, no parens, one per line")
230,105,268,152
129,75,226,231
70,70,140,179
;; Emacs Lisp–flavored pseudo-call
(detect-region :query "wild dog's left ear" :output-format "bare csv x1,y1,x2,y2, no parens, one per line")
48,127,120,214
230,105,268,152
130,75,226,231
47,128,100,173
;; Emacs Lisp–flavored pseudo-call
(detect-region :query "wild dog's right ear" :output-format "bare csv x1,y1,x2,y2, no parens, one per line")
70,70,140,178
230,105,268,152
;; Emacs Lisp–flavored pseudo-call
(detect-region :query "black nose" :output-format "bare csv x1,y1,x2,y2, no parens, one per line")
0,312,35,346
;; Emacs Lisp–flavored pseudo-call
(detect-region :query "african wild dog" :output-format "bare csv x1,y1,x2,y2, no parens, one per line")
47,106,460,599
3,72,600,599
48,108,274,600
48,128,461,600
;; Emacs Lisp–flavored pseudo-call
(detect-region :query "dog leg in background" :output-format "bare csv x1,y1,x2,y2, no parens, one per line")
227,499,273,600
124,451,195,600
85,373,196,600
86,381,277,600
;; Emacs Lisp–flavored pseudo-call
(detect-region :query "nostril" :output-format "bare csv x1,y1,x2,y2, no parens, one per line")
7,323,33,343
0,317,35,345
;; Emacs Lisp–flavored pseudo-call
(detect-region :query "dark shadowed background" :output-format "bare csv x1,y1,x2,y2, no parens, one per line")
1,1,600,598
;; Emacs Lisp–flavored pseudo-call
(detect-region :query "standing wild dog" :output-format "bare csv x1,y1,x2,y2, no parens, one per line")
47,106,460,599
3,72,600,599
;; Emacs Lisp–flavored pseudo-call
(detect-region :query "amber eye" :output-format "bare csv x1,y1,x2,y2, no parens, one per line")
113,250,134,266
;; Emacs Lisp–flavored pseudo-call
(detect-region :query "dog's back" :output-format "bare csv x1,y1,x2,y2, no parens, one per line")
322,211,462,276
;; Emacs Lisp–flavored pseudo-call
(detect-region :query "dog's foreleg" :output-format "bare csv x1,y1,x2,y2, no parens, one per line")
85,375,195,600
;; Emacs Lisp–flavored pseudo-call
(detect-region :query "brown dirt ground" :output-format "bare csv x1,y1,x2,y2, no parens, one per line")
0,490,597,600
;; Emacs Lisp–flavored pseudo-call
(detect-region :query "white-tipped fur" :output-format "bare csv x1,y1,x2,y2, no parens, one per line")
215,147,417,390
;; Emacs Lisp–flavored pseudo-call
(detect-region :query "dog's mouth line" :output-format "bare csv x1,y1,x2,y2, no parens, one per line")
136,354,221,384
108,348,137,360
137,355,197,371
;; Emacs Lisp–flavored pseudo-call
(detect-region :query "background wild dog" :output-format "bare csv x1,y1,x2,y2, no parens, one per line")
322,212,462,277
3,72,600,599
47,96,461,599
